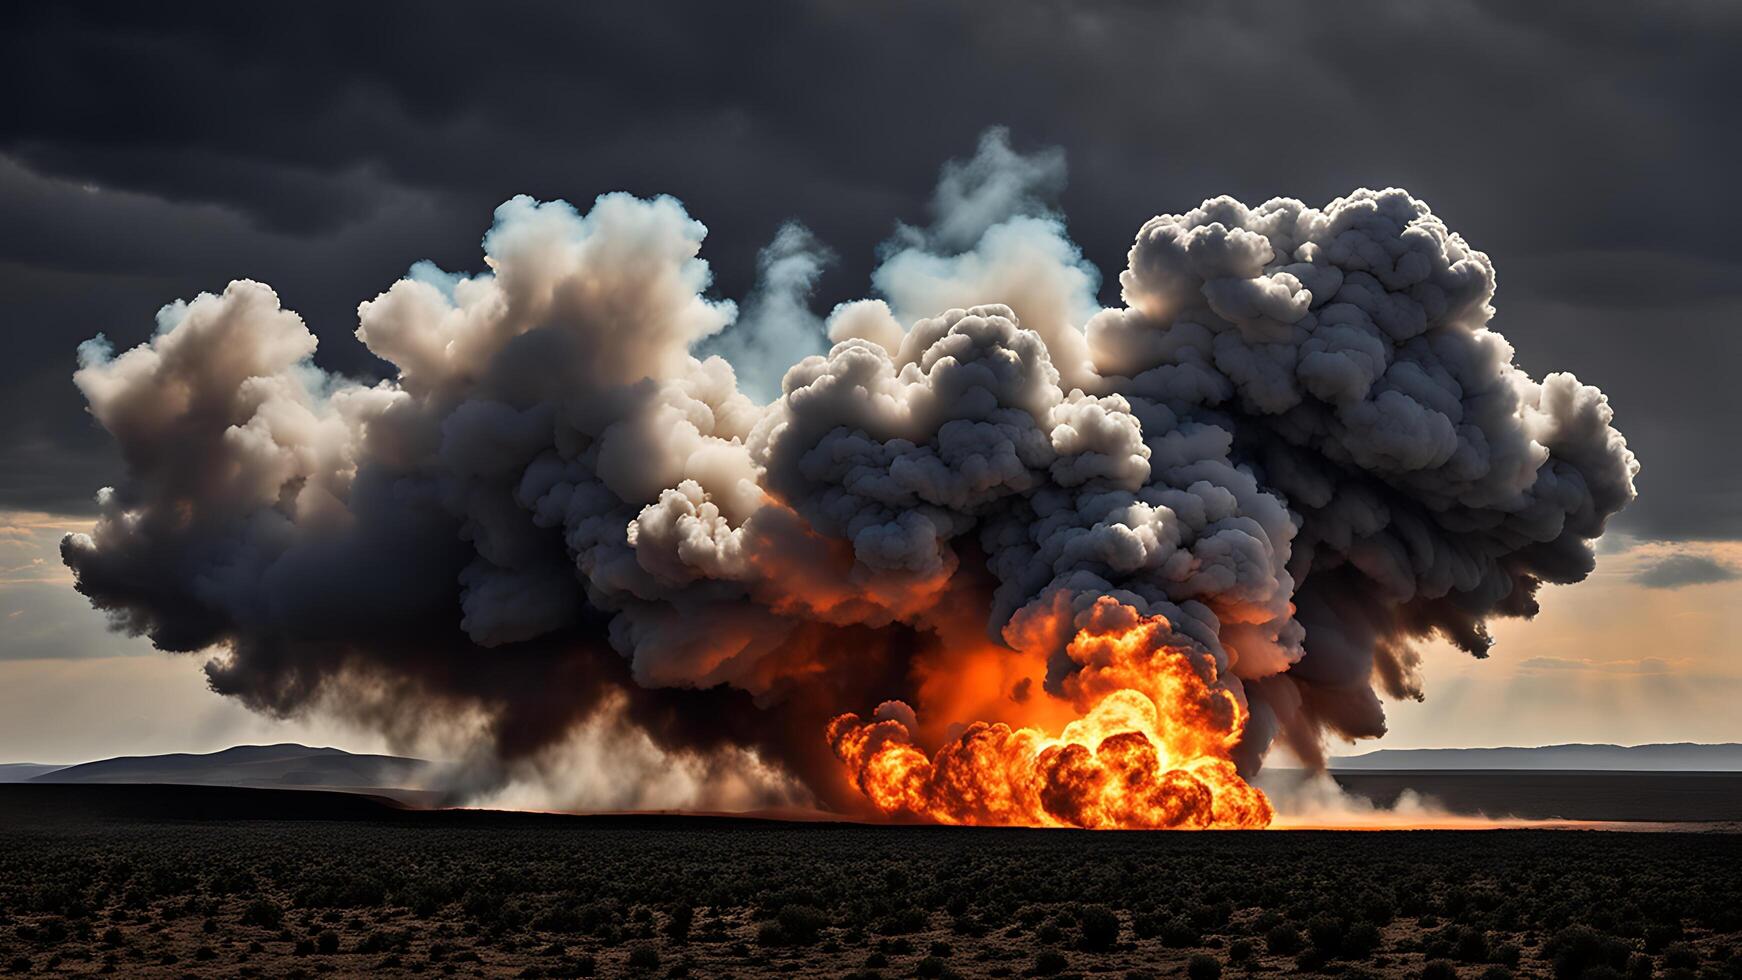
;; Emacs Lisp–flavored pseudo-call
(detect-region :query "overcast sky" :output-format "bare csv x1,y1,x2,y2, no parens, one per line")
2,1,1738,763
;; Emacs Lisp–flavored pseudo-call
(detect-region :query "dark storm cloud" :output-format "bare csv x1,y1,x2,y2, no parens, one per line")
1630,553,1742,590
2,0,1738,538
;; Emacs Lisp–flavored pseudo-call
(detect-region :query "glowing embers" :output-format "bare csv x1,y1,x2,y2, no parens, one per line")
829,598,1273,829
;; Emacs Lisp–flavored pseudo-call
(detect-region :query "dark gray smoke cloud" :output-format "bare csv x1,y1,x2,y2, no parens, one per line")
62,134,1637,808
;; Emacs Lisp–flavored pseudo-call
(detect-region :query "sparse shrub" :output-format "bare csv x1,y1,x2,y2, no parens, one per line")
1455,926,1490,963
316,929,339,954
880,906,928,935
1342,920,1382,960
663,904,693,944
1420,960,1459,980
573,953,596,977
1546,925,1632,980
1477,967,1514,980
1644,922,1683,953
1662,942,1698,970
1186,953,1222,980
1228,939,1254,964
532,903,582,933
1191,900,1234,931
916,955,949,978
1031,949,1068,976
626,944,660,971
1266,922,1302,956
758,903,828,946
1306,913,1344,954
240,897,283,929
1360,891,1396,926
356,929,407,954
1077,904,1119,952
1161,917,1202,948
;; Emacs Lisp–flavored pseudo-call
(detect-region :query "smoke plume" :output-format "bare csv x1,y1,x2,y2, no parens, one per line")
62,132,1637,825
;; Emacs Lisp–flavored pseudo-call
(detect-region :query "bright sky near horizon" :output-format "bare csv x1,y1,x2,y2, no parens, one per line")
4,509,1737,766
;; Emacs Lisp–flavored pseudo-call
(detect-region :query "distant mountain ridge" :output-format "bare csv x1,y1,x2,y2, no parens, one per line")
1331,742,1742,771
27,743,436,795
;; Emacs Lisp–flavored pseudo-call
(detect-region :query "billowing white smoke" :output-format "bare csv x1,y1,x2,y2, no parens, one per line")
698,221,834,403
61,132,1637,809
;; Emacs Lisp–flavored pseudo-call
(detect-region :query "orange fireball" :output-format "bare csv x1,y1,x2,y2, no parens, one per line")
828,597,1272,829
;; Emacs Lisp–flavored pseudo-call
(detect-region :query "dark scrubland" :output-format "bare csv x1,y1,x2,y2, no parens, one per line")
1,785,1740,979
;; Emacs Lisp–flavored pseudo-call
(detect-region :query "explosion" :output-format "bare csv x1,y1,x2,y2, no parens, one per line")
829,597,1272,828
59,131,1637,823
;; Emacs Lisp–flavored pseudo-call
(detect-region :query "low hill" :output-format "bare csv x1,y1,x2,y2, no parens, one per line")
0,763,64,783
1329,771,1742,822
0,782,412,827
28,743,434,797
1330,742,1742,771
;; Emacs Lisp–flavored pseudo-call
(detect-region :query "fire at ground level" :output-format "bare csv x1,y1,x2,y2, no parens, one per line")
827,600,1276,830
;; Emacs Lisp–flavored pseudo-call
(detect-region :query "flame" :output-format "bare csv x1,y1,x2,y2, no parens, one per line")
828,597,1273,829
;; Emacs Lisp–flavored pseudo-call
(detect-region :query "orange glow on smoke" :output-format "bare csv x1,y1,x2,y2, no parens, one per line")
828,597,1273,829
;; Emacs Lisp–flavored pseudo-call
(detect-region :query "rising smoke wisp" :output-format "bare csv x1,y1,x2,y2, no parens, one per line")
62,132,1637,826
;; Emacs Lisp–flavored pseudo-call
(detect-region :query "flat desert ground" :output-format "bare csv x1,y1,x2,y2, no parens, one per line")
1,779,1739,978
